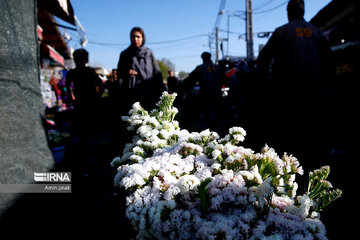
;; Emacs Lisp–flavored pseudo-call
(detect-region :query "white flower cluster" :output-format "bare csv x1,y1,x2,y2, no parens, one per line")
111,92,182,167
112,92,340,240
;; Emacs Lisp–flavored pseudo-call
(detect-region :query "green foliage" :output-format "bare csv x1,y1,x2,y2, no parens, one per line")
167,134,179,146
257,157,279,180
306,166,342,212
178,146,200,158
225,159,247,172
160,206,172,222
158,58,175,80
198,178,212,217
158,61,169,80
156,92,178,122
245,155,258,171
315,189,342,212
178,71,189,80
145,170,159,184
189,134,218,147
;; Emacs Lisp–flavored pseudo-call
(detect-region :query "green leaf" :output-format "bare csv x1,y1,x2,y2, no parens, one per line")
160,206,172,222
198,178,212,217
225,159,246,172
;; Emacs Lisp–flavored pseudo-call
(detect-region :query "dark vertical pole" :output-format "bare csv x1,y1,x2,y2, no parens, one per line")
227,15,230,57
216,27,219,63
245,0,254,60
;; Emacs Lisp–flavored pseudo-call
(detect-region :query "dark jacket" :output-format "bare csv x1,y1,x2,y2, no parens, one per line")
189,61,222,101
167,76,179,94
66,66,103,109
117,45,164,110
257,19,330,90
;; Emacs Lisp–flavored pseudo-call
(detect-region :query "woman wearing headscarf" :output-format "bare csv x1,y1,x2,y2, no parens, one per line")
117,27,165,112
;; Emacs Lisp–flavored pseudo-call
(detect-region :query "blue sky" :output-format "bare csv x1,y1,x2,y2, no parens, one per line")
61,0,332,72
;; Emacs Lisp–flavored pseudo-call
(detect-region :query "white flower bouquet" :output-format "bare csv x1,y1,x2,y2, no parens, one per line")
112,92,341,240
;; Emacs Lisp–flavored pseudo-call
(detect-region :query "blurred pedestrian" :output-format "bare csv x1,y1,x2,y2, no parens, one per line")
66,49,104,110
256,0,332,172
186,52,222,131
166,70,179,94
105,69,119,99
257,0,330,86
117,27,165,112
65,48,104,173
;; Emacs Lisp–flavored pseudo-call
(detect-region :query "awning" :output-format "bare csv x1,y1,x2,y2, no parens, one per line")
46,45,65,66
37,25,43,40
310,0,355,31
37,0,87,57
331,41,360,51
38,0,75,25
38,9,71,59
75,16,88,47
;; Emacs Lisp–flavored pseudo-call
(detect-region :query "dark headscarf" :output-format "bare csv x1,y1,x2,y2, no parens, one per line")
117,27,165,110
122,27,157,82
130,27,146,46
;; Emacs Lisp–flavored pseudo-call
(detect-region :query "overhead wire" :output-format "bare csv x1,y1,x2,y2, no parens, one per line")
152,39,207,51
253,1,288,14
209,0,227,55
168,54,202,60
213,0,227,32
147,34,208,45
253,0,280,11
72,33,209,49
65,0,286,63
209,0,288,58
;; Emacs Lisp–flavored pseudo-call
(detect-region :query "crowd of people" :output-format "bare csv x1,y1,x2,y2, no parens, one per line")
51,0,339,184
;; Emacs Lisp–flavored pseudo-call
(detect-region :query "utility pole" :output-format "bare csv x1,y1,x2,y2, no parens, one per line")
215,27,219,63
245,0,254,60
227,15,230,57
